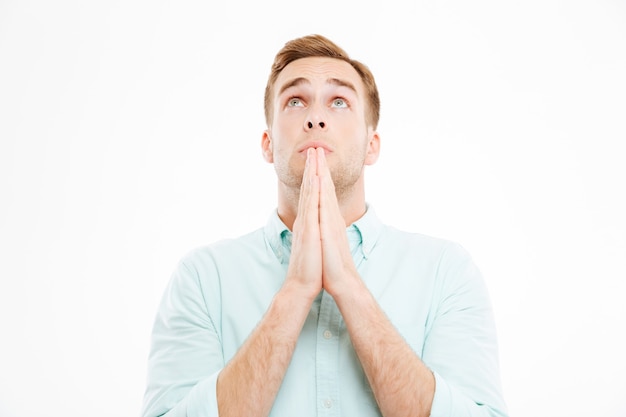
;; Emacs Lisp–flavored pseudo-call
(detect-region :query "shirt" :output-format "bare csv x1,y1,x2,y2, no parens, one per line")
141,206,508,417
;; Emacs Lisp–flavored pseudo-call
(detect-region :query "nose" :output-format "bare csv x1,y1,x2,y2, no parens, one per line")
304,104,327,131
306,120,326,129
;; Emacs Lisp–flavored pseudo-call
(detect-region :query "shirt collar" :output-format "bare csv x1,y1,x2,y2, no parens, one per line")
264,204,384,264
352,204,383,258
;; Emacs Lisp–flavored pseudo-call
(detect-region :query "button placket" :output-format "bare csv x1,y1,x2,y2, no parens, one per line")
316,291,341,415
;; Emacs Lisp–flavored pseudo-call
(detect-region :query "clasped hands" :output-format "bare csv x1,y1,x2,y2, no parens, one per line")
286,147,360,300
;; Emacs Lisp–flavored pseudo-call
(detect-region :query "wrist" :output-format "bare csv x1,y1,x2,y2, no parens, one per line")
324,268,365,301
280,277,321,304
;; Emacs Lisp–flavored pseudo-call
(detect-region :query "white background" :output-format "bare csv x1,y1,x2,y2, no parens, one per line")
1,1,625,416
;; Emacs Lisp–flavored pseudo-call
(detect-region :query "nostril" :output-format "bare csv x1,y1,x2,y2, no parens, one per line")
307,121,313,128
319,122,325,128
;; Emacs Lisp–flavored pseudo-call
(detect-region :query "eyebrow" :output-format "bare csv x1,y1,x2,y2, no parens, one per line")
277,77,358,97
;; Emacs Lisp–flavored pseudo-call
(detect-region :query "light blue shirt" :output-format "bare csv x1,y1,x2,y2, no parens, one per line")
141,206,508,417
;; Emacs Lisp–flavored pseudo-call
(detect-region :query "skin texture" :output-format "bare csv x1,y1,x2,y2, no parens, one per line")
216,57,435,417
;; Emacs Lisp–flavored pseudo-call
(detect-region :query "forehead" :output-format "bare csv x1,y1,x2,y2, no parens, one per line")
274,57,364,96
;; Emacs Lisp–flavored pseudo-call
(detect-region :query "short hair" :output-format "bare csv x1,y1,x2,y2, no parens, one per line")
264,34,380,129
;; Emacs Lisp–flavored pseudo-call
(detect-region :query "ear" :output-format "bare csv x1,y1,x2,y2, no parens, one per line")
261,130,274,163
364,129,380,166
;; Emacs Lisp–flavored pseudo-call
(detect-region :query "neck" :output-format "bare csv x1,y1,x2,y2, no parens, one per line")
277,176,367,231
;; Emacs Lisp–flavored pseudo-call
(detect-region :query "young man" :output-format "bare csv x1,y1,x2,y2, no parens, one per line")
141,34,508,417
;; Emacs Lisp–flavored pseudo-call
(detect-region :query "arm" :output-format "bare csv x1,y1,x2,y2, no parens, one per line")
333,277,435,417
216,281,316,417
143,148,324,417
216,147,323,417
141,259,225,417
330,260,507,417
317,150,433,416
317,149,506,417
421,243,508,417
141,256,317,417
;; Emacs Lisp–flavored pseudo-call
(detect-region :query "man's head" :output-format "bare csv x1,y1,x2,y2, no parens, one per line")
261,34,381,207
264,34,380,130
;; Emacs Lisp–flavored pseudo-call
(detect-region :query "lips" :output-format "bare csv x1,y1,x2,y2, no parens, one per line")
297,141,333,154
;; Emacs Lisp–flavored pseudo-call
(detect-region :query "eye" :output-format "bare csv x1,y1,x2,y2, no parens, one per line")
332,98,348,108
287,97,303,107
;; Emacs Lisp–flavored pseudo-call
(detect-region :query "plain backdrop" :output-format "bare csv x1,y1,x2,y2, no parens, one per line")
1,1,625,416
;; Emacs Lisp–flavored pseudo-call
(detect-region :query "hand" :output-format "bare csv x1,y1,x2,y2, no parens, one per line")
316,148,360,297
284,148,323,299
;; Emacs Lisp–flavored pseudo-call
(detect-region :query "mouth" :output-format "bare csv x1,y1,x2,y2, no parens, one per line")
297,141,333,154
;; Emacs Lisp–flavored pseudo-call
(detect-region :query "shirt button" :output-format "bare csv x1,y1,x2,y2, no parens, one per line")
323,399,333,408
323,330,333,339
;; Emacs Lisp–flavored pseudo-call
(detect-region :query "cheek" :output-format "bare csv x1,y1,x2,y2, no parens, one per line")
333,111,364,129
273,117,300,138
336,119,367,141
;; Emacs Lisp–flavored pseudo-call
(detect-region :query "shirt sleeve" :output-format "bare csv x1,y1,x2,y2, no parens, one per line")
424,243,509,417
141,256,224,417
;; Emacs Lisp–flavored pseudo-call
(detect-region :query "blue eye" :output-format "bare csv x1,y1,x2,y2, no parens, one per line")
332,98,347,108
288,98,303,107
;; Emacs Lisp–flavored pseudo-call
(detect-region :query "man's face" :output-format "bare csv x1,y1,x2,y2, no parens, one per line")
262,57,379,194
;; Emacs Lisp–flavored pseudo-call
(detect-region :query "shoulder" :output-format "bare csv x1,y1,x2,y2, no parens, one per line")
377,224,483,297
161,227,267,302
163,227,267,288
180,227,266,264
380,224,471,262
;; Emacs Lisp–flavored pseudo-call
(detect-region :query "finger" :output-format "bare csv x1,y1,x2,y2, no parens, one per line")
295,148,319,230
318,149,344,236
298,148,313,203
306,148,320,216
317,148,338,210
316,148,332,202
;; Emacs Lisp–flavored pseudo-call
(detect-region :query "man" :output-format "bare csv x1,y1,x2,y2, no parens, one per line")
141,34,508,417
